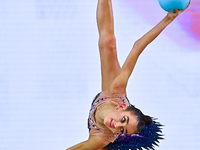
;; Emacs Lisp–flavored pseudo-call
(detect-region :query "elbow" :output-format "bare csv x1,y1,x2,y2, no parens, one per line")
134,39,140,48
133,40,143,56
134,38,144,49
133,39,146,55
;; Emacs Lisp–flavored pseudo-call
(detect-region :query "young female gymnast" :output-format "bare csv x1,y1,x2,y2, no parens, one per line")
67,0,189,149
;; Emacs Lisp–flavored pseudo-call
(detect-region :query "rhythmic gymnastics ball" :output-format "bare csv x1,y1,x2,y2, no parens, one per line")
158,0,190,12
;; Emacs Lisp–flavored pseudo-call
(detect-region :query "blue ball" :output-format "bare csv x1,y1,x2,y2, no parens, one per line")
158,0,190,12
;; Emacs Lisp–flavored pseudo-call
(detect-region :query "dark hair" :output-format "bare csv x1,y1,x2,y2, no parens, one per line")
126,106,152,132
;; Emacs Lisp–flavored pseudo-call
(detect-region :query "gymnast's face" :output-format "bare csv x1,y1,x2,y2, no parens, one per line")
104,104,138,135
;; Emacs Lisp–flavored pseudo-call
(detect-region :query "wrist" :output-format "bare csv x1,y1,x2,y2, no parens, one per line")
166,10,181,22
164,14,175,24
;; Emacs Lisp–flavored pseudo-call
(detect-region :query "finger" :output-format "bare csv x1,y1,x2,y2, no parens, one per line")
174,9,182,15
175,9,179,13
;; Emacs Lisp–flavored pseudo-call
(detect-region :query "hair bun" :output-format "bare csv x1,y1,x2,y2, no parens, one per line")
143,115,152,126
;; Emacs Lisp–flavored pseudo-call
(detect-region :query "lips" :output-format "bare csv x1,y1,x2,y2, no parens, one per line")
109,119,114,128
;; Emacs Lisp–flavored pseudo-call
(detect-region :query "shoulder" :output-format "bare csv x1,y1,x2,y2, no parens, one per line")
98,91,129,106
107,91,129,105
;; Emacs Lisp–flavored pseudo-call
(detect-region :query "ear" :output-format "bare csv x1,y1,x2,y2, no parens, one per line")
116,104,128,110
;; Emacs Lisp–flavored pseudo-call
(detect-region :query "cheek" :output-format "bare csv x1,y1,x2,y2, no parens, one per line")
104,117,110,127
113,113,122,122
110,128,119,134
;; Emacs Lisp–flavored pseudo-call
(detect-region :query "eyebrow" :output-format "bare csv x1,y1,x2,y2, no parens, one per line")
125,116,129,134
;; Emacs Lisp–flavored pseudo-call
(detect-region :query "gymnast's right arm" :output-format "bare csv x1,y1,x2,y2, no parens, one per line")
67,135,110,150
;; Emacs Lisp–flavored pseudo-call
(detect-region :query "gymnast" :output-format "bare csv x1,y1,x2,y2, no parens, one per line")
67,0,188,149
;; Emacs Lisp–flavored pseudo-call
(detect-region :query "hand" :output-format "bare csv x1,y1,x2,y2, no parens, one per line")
167,9,182,20
166,0,190,20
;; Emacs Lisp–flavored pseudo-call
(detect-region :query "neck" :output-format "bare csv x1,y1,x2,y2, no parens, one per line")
95,101,116,128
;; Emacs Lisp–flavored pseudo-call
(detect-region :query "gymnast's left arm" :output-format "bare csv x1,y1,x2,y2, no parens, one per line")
67,135,110,150
109,10,184,94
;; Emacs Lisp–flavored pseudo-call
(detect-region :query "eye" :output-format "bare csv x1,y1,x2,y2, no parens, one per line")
121,116,126,123
120,127,124,134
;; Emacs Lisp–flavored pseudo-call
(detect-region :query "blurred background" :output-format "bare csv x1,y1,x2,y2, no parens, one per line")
0,0,200,149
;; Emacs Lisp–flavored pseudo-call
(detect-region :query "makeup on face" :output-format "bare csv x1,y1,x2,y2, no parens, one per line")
104,109,138,135
109,119,115,128
119,115,129,134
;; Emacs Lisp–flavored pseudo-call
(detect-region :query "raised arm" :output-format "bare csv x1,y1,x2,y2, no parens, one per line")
67,135,110,150
109,10,183,93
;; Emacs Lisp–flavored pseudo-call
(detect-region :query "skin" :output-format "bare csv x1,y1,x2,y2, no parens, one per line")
67,0,190,150
95,103,138,135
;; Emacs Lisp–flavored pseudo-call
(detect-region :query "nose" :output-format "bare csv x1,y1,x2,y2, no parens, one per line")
114,121,125,128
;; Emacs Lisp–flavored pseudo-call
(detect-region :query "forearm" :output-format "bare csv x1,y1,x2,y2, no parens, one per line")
134,14,175,53
67,136,109,150
121,13,177,77
67,141,88,150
